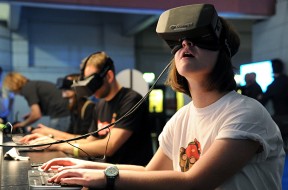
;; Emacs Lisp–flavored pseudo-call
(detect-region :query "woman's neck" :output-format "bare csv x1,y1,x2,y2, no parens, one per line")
190,88,228,108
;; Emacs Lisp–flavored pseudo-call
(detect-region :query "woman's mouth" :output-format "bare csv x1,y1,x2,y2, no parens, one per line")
182,51,195,59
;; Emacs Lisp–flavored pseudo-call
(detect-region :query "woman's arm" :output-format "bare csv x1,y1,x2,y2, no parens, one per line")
117,139,260,190
116,147,173,171
49,139,260,190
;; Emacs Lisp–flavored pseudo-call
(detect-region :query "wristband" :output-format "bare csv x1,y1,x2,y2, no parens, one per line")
73,143,79,157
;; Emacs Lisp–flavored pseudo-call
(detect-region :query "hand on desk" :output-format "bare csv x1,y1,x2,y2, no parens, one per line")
48,168,105,189
40,157,99,172
20,133,46,143
41,158,108,189
19,133,56,150
31,123,59,136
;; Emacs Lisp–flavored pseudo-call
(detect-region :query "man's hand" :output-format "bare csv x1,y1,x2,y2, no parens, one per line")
19,133,46,144
32,123,58,136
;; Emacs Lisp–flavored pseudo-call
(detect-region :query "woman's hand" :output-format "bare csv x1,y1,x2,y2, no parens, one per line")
48,169,106,189
41,157,95,172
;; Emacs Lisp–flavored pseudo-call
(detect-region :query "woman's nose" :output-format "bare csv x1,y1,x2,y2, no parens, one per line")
182,40,194,48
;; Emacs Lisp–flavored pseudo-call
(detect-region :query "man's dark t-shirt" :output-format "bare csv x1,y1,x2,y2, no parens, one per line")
90,87,153,166
20,80,70,118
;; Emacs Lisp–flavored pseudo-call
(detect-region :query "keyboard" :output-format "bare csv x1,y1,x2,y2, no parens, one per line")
28,169,83,190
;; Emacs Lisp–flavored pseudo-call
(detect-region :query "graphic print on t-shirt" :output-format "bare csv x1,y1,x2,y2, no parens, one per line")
179,138,201,172
97,113,117,136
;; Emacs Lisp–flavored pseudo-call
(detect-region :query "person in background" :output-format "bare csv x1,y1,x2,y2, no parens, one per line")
241,72,263,100
29,73,96,139
21,51,153,166
37,4,285,190
0,67,14,124
258,58,288,149
3,72,71,132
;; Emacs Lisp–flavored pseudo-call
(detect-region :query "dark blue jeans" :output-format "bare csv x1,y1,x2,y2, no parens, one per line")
49,115,70,132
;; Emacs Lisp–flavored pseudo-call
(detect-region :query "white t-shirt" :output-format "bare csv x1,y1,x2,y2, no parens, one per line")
159,91,285,190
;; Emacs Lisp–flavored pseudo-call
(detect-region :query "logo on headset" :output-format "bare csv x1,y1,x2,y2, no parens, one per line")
170,22,194,30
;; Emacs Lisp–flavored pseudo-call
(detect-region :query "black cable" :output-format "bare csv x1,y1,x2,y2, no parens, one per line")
66,127,111,161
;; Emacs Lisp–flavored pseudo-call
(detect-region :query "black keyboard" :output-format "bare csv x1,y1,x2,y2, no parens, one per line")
28,169,82,190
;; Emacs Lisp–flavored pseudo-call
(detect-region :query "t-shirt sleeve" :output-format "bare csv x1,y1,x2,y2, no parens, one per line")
21,82,39,106
216,108,282,161
217,125,269,158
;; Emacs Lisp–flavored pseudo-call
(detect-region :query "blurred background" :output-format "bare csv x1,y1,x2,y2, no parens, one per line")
0,0,287,124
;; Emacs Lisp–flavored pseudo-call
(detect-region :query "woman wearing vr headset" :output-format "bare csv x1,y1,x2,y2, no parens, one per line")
38,4,284,190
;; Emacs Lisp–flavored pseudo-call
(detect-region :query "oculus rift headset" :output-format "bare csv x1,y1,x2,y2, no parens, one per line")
56,73,81,90
156,4,223,54
56,77,73,90
71,52,113,98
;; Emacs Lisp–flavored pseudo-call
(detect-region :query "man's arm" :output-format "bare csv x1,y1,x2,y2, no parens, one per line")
31,123,78,139
14,104,42,128
55,128,132,157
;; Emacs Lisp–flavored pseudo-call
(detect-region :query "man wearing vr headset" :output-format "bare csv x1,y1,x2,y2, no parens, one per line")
37,4,284,190
22,51,153,166
23,73,96,139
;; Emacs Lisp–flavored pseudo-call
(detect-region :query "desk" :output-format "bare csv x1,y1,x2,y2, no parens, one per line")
1,150,69,190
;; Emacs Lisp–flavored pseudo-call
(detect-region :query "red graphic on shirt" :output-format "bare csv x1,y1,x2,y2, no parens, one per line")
179,138,201,172
97,113,117,136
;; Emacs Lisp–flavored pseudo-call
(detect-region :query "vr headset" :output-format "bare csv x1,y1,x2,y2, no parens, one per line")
56,77,73,90
156,4,223,54
71,52,113,98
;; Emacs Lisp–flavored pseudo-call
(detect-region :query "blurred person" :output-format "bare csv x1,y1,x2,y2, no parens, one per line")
3,72,71,132
258,59,288,115
258,58,288,146
30,73,96,139
241,72,263,100
21,51,153,166
37,4,284,190
0,67,14,124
